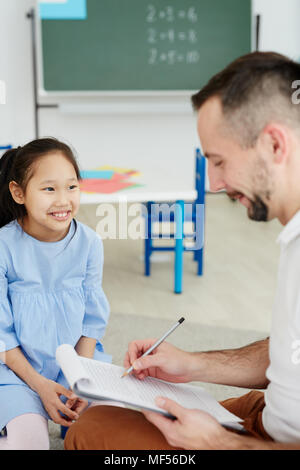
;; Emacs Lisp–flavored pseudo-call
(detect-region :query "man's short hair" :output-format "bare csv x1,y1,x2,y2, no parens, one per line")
191,52,300,147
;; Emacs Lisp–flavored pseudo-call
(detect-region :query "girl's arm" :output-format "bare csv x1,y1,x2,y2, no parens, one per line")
75,336,96,358
4,347,44,392
81,236,110,347
4,347,80,426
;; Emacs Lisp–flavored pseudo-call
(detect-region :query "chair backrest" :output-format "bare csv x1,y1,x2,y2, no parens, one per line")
195,148,206,204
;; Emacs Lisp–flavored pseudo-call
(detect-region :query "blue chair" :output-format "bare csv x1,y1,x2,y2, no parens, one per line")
144,148,206,293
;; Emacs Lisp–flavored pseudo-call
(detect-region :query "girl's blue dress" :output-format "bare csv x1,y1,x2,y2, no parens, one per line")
0,219,110,430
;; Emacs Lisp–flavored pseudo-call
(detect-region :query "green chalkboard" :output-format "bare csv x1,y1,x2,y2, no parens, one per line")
40,0,252,92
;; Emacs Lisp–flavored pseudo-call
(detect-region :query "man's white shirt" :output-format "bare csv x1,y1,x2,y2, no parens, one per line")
263,210,300,442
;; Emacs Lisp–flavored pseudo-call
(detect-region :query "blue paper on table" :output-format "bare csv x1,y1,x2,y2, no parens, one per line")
39,0,87,20
80,170,114,180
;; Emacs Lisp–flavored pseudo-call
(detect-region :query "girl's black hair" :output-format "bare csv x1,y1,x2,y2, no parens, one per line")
0,137,81,229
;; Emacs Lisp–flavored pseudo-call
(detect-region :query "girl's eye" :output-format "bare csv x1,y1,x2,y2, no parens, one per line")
69,185,78,190
43,187,54,191
214,161,223,167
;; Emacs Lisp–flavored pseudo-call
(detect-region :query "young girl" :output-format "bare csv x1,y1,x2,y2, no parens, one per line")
0,138,110,450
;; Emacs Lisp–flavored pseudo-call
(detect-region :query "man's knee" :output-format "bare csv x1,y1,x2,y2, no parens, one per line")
64,420,84,450
64,404,177,450
64,406,112,450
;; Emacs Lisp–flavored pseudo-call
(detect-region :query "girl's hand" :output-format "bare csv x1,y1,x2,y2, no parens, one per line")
65,395,89,416
35,377,81,427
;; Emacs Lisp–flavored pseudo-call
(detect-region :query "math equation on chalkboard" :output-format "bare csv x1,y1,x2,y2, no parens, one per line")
40,0,251,91
146,4,200,66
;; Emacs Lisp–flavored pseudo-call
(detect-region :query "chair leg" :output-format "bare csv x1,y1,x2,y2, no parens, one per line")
145,234,151,276
194,201,205,276
174,200,184,294
144,202,153,276
196,247,203,276
60,426,68,439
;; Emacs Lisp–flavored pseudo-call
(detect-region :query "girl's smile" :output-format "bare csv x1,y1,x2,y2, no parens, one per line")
48,210,72,222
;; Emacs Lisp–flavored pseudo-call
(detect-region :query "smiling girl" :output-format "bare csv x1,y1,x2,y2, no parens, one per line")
0,138,110,449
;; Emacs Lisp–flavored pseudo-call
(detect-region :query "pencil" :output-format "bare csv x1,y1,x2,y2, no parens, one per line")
121,317,185,378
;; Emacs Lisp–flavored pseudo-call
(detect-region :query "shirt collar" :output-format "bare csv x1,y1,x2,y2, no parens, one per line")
277,210,300,246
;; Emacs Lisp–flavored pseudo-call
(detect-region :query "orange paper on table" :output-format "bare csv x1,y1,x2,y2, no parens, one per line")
80,177,136,194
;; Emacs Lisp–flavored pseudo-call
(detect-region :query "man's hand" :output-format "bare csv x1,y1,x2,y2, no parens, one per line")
143,397,228,450
144,397,300,450
125,339,195,383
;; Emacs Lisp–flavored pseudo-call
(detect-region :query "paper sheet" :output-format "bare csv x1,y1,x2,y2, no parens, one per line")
82,358,241,424
80,170,114,180
56,344,93,389
56,345,242,426
79,176,138,194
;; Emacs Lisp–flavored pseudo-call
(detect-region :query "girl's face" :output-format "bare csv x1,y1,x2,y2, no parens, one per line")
12,152,80,242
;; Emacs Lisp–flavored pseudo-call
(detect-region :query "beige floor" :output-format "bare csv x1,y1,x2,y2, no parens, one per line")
76,193,282,334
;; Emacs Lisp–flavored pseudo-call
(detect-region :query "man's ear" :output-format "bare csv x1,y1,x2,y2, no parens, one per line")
9,181,25,205
260,123,289,165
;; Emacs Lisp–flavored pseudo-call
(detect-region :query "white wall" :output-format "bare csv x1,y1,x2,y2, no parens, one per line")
1,0,300,188
0,0,35,146
253,0,300,60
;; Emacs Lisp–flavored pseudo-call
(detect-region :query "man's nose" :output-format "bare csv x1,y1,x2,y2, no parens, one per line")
208,169,226,192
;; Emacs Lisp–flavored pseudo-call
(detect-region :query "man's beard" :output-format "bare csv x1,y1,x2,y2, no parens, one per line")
227,192,269,221
248,195,269,221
